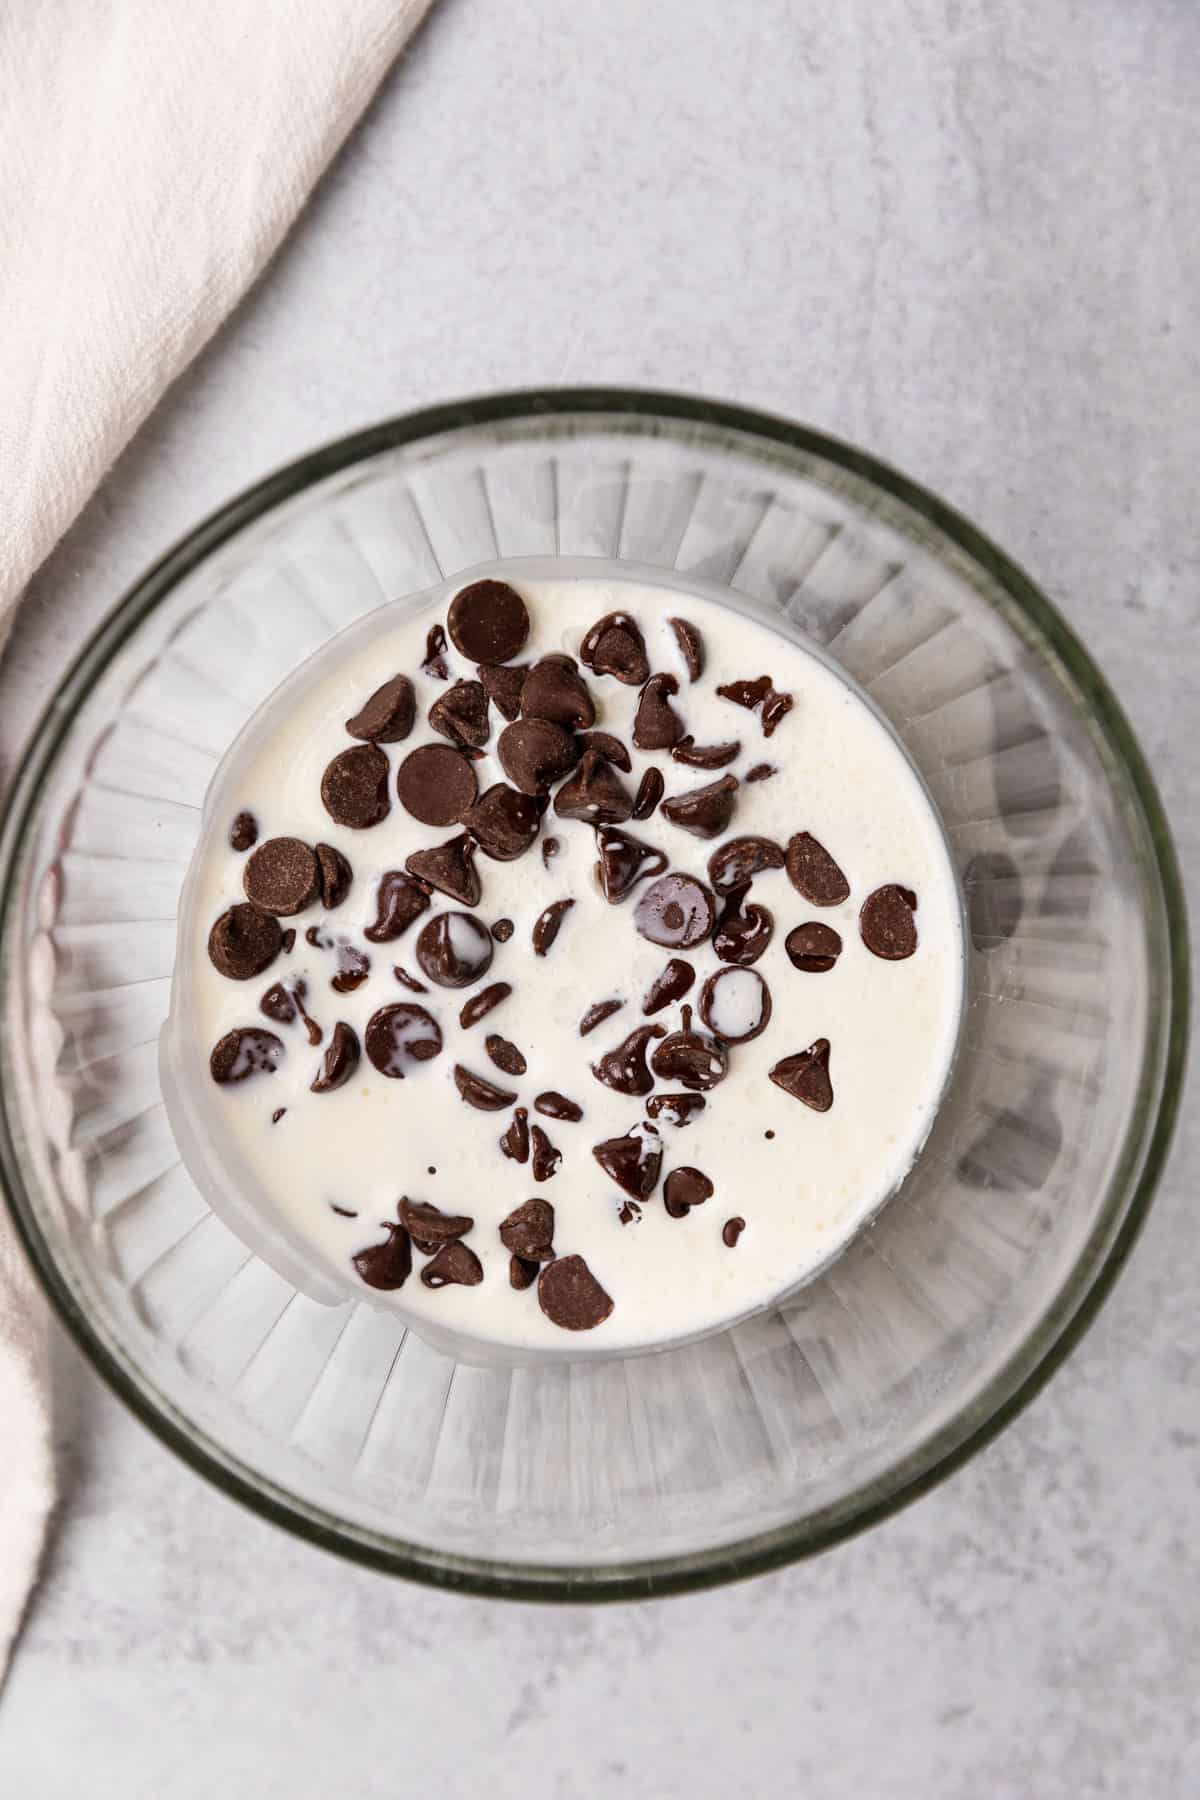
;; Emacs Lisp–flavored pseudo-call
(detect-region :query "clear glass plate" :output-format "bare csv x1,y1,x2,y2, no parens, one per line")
0,391,1188,1598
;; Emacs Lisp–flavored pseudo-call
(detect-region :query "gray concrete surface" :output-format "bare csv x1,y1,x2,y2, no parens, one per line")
1,2,1197,1794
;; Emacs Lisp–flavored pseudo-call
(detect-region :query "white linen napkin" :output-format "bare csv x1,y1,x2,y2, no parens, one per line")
0,0,433,1685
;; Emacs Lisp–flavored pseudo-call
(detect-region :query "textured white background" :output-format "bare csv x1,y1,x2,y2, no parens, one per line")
1,2,1197,1794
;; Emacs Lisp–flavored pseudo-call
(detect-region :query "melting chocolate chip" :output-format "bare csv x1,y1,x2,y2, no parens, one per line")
260,977,322,1045
346,673,416,743
663,1166,714,1218
534,1091,583,1122
650,1006,728,1091
486,1033,526,1077
421,1240,484,1288
646,1092,707,1128
394,966,429,993
541,836,560,867
497,717,580,796
769,1038,834,1111
712,883,773,966
669,616,705,682
396,743,478,827
632,672,685,750
448,579,530,663
860,884,919,960
530,1124,561,1182
633,873,716,949
533,897,575,956
229,811,258,852
592,1023,666,1095
311,1021,360,1093
745,763,776,783
454,1063,517,1111
716,674,794,736
671,737,741,770
332,943,371,993
499,1198,555,1259
208,903,282,981
461,782,543,862
786,832,850,906
617,1201,642,1226
460,981,511,1028
315,843,353,909
398,1197,474,1255
661,773,739,841
415,911,494,987
429,678,491,749
708,834,786,895
592,1124,661,1198
538,1255,613,1331
580,610,649,686
406,835,481,907
478,661,528,722
785,920,843,972
520,654,596,729
422,624,449,680
242,837,319,916
632,767,665,820
722,1217,746,1247
281,928,297,954
643,958,695,1015
579,997,624,1036
500,1106,530,1163
321,744,391,830
554,749,633,824
353,1223,412,1291
510,1254,542,1289
364,869,431,942
594,826,668,902
577,730,632,772
491,918,515,942
364,1003,443,1077
698,967,772,1043
209,1027,283,1085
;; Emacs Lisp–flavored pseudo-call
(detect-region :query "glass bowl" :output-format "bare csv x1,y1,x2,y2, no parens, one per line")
0,390,1187,1599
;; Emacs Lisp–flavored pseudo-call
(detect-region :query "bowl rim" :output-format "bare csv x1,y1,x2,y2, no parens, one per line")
0,386,1190,1602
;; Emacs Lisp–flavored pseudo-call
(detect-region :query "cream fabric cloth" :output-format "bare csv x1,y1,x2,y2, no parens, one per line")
0,0,432,1685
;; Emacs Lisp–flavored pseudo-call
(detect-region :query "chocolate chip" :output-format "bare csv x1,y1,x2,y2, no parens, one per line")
580,610,649,685
769,1038,833,1111
663,1166,713,1218
500,1106,530,1163
398,1197,474,1255
311,1021,360,1093
669,617,704,682
242,837,319,916
491,918,515,942
633,873,716,948
785,921,843,972
617,1201,641,1226
394,966,429,993
209,1027,283,1084
486,1033,526,1077
722,1217,745,1247
786,832,850,906
520,654,596,729
478,661,528,722
860,884,919,960
406,835,481,907
671,737,741,771
632,767,665,820
332,943,371,993
592,1124,661,1198
229,811,258,852
499,1198,555,1259
530,1124,561,1182
577,730,632,772
208,903,282,980
661,774,739,841
320,744,391,830
346,673,416,743
707,834,786,895
643,958,695,1014
632,673,685,750
315,843,353,909
459,982,511,1028
364,1003,443,1077
712,883,773,966
579,997,624,1036
594,826,668,902
541,836,560,866
415,911,494,987
745,763,776,783
260,977,321,1045
497,717,580,795
429,679,490,750
448,579,530,663
364,869,431,942
353,1224,412,1291
650,1005,728,1091
716,674,794,736
454,1063,517,1111
591,1023,666,1096
510,1255,541,1289
698,967,772,1043
422,624,449,680
421,1241,484,1288
534,1091,583,1122
538,1255,613,1331
554,749,633,824
646,1092,707,1128
330,1201,356,1215
533,897,574,956
462,782,543,860
761,690,794,736
281,928,296,954
396,743,478,827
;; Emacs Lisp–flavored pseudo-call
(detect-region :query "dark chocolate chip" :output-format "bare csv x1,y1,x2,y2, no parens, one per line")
580,611,649,686
745,763,776,783
722,1217,746,1247
632,673,685,751
398,1196,474,1255
242,837,319,916
594,826,668,903
462,782,543,861
332,943,371,993
429,678,491,750
650,1005,728,1091
364,869,431,942
281,928,296,954
592,1124,662,1198
769,1038,834,1111
500,1106,530,1163
396,743,478,827
510,1254,542,1290
454,1063,517,1111
645,1092,707,1128
533,897,575,956
577,730,632,772
208,903,282,981
663,1166,714,1218
229,811,258,852
209,1027,283,1085
642,958,695,1014
520,654,596,729
530,1124,561,1182
346,673,416,743
534,1091,583,1123
486,1033,526,1077
712,883,773,966
860,884,919,960
353,1223,412,1290
786,832,850,906
448,579,530,663
785,920,843,972
415,910,494,987
698,967,772,1043
422,624,449,680
617,1200,642,1226
761,690,794,736
538,1255,613,1331
394,966,429,993
497,717,580,796
311,1021,360,1093
541,836,560,866
260,977,322,1045
406,835,481,907
478,661,528,722
459,982,511,1028
669,616,704,682
579,997,624,1036
633,873,716,949
491,917,515,942
671,737,741,770
716,674,794,736
499,1197,555,1259
421,1240,484,1288
364,1003,443,1077
592,1023,666,1096
554,749,633,825
632,767,665,820
708,834,786,895
321,744,391,830
661,774,739,841
315,842,353,909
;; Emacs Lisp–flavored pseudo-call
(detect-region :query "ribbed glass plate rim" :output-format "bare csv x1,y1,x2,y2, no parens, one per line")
0,388,1189,1602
